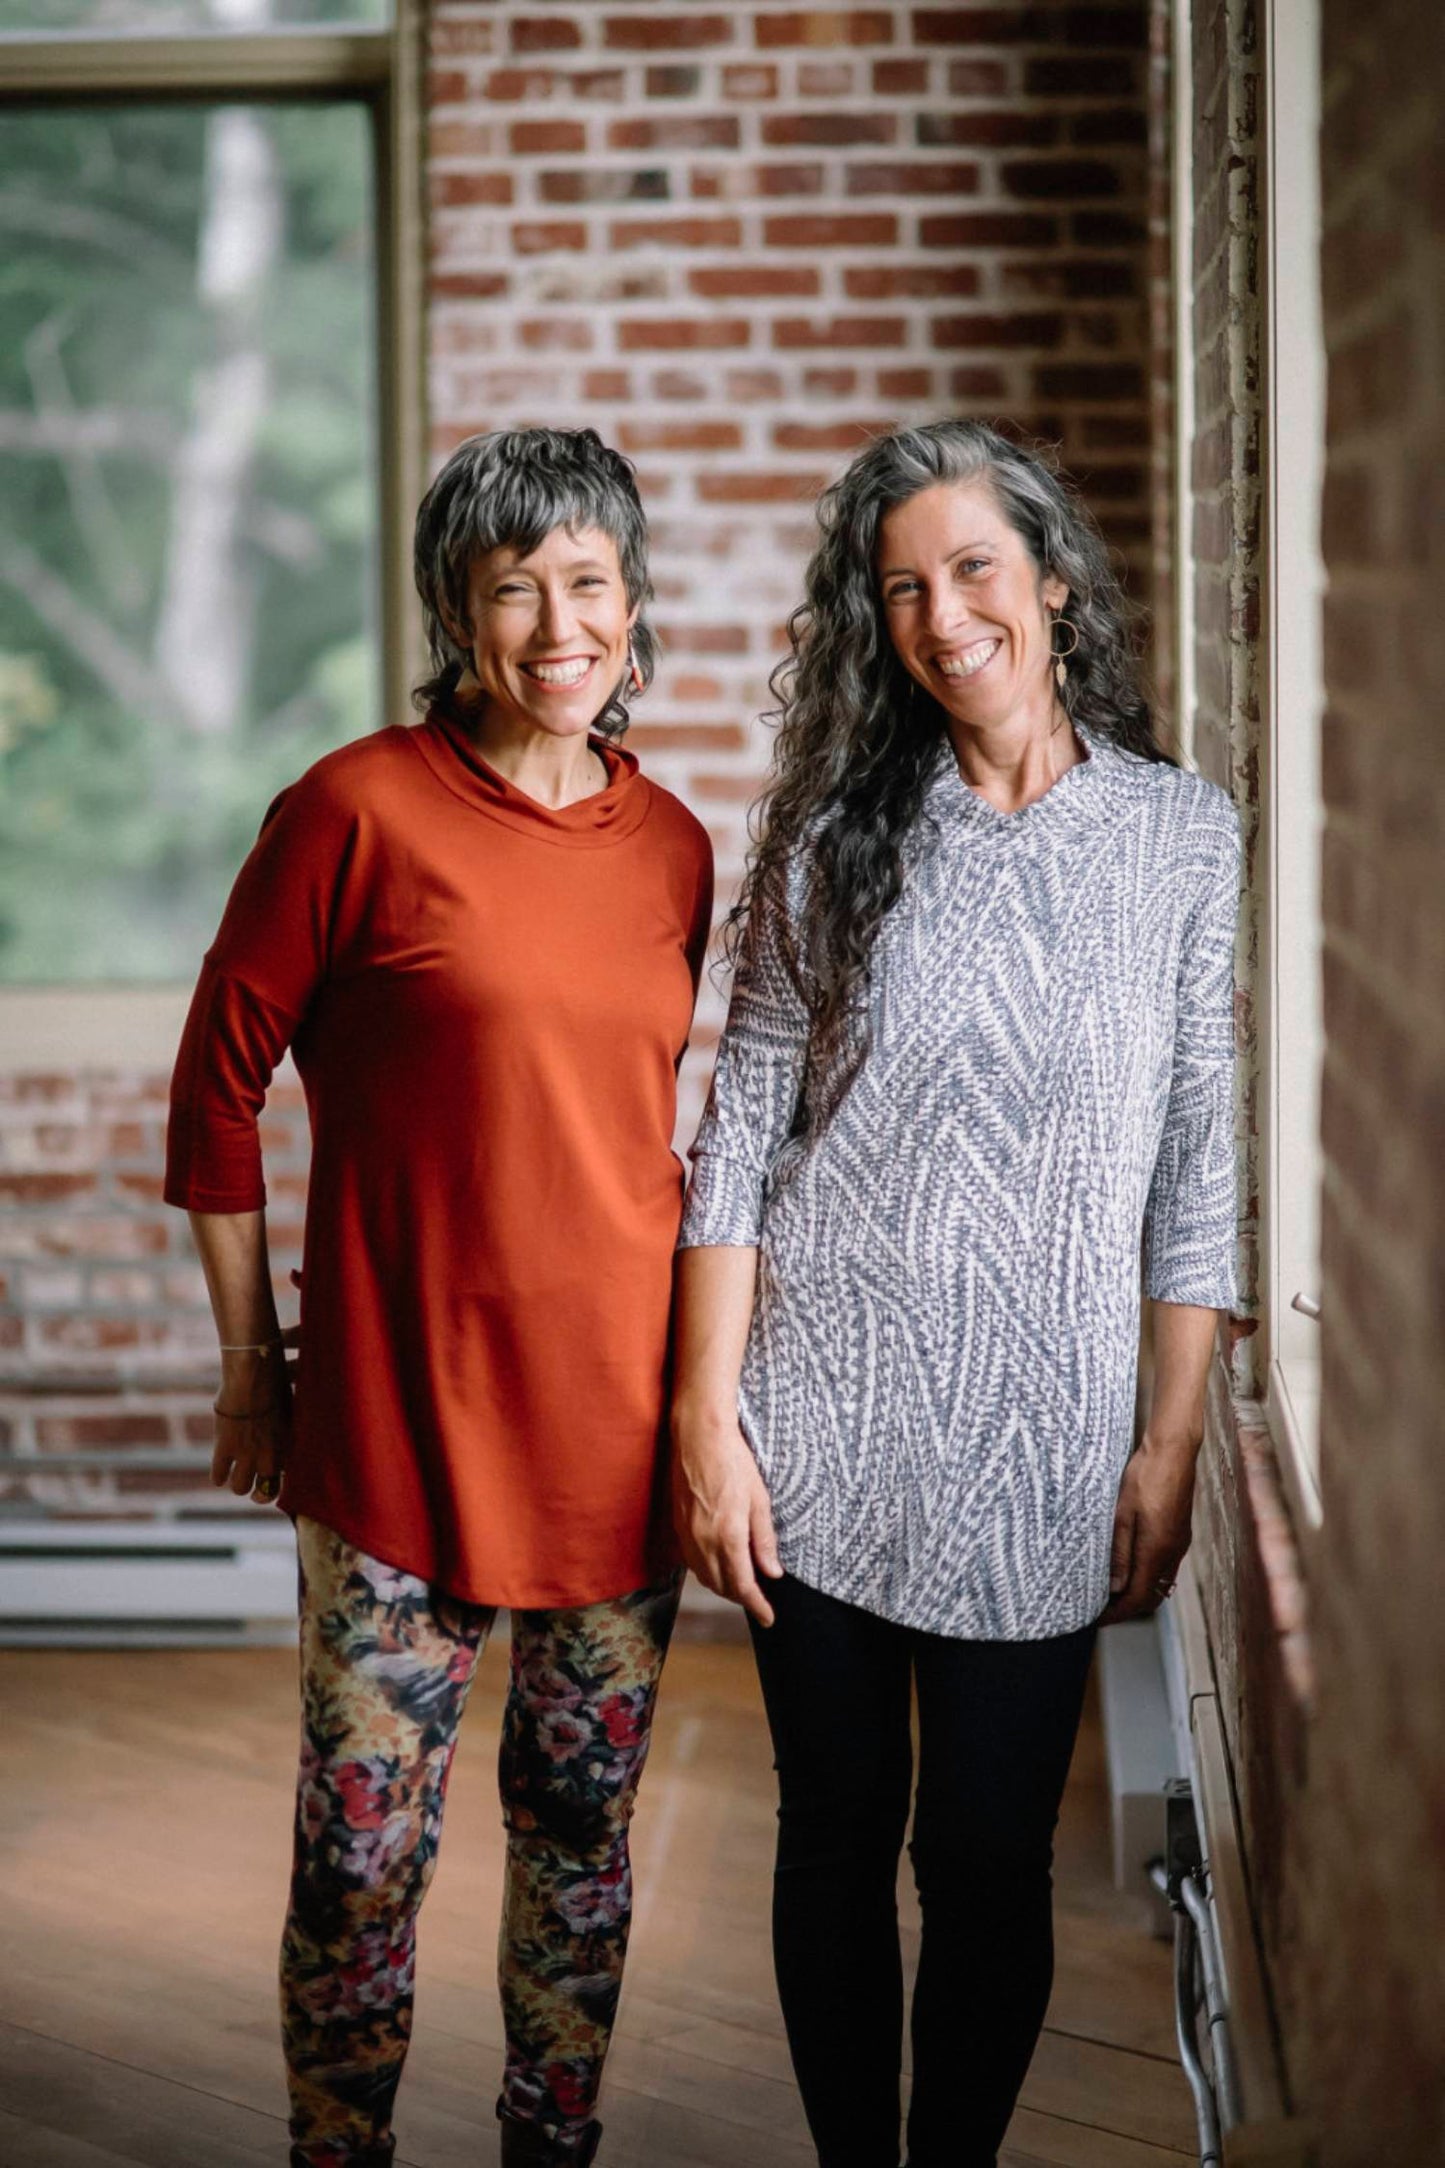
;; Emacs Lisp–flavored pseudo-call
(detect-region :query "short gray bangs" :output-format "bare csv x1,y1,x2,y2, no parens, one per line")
412,426,656,734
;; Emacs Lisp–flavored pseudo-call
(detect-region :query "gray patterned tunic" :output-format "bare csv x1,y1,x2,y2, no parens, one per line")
678,719,1241,1639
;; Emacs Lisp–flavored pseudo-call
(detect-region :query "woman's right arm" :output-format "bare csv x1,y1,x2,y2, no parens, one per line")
672,856,811,1627
671,1245,781,1627
190,1208,293,1504
165,766,355,1503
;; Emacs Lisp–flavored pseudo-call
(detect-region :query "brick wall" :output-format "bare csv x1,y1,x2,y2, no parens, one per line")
2,3,1156,1514
1305,0,1445,2153
1179,0,1445,2150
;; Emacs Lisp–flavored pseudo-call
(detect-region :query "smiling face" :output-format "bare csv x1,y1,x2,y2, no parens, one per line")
876,477,1068,734
458,523,637,742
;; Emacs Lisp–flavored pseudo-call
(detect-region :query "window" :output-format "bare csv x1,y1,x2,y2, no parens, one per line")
1261,0,1325,1526
0,0,422,1044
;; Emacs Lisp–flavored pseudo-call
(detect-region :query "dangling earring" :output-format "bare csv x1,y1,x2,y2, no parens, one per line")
627,636,645,695
1049,611,1079,692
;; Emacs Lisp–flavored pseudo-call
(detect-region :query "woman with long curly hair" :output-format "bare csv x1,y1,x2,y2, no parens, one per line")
670,419,1240,2168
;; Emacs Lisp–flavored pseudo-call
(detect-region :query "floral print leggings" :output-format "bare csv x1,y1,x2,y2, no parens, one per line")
283,1516,681,2168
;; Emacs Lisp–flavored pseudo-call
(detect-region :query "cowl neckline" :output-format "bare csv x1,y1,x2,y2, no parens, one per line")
412,709,651,848
923,716,1130,836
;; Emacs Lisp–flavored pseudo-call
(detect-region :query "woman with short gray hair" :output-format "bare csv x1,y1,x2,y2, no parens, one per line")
166,428,713,2168
671,419,1240,2167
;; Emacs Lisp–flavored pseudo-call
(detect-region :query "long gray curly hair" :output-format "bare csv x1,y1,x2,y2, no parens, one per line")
733,417,1173,1138
411,426,656,738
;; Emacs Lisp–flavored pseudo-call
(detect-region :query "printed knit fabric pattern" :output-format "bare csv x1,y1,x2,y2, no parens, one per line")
282,1516,680,2166
679,721,1242,1640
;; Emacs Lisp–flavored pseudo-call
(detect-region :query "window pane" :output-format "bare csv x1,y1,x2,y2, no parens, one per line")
0,99,380,982
0,1,389,28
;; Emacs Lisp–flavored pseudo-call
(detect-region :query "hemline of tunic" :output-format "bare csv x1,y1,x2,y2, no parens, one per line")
678,717,1242,1642
167,714,713,1611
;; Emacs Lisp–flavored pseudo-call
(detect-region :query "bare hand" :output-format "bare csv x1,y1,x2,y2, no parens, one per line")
211,1324,300,1509
671,1404,783,1628
1101,1437,1198,1623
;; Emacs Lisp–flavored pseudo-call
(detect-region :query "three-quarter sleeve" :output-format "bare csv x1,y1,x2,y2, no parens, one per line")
1141,810,1242,1307
164,769,359,1213
678,855,813,1249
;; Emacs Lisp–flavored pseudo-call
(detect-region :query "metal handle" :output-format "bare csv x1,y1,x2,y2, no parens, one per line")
1290,1291,1321,1320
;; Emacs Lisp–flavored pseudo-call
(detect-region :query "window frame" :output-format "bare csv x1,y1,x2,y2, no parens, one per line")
0,7,426,1057
1259,0,1326,1534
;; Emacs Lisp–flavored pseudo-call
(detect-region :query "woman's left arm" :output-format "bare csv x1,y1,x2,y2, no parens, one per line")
1102,1299,1219,1621
1108,806,1243,1622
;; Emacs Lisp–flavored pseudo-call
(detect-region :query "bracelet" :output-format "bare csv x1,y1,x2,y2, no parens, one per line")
218,1340,284,1358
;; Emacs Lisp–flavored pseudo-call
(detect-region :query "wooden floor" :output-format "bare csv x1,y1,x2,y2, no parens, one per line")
0,1629,1195,2168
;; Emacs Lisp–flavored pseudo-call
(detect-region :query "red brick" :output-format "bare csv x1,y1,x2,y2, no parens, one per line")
0,1173,96,1204
433,171,515,208
726,367,787,399
518,318,594,352
540,168,668,204
617,318,752,351
583,368,632,398
911,7,1052,38
917,111,1059,148
1001,159,1126,199
511,220,589,253
652,623,750,654
878,366,937,397
429,119,503,158
1070,209,1145,243
510,120,587,155
874,58,929,95
690,265,821,298
844,264,980,299
35,1414,170,1449
920,210,1058,246
1001,257,1139,298
617,420,745,452
932,311,1066,349
761,112,896,147
762,213,898,247
694,163,826,199
1068,107,1149,147
610,216,743,248
772,315,908,349
947,59,1011,95
645,64,702,96
604,14,736,50
482,67,554,101
947,365,1010,398
722,64,779,96
431,16,498,56
774,419,893,451
754,11,895,47
432,272,512,300
802,367,859,395
510,17,581,53
689,772,765,800
796,60,855,97
625,722,749,751
428,69,475,106
609,116,741,151
1023,55,1136,95
846,161,981,196
1033,360,1144,399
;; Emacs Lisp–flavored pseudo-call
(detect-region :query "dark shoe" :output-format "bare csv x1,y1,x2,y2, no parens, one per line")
496,2100,602,2166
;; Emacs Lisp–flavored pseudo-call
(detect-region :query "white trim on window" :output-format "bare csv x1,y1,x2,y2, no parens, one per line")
1260,0,1325,1531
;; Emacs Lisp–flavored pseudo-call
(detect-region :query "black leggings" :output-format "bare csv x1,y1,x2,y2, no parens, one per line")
748,1573,1097,2168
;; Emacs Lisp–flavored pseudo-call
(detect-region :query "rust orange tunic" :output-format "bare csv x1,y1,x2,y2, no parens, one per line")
165,715,713,1606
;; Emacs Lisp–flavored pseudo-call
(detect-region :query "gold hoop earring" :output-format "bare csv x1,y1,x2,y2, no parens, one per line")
1049,613,1079,692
